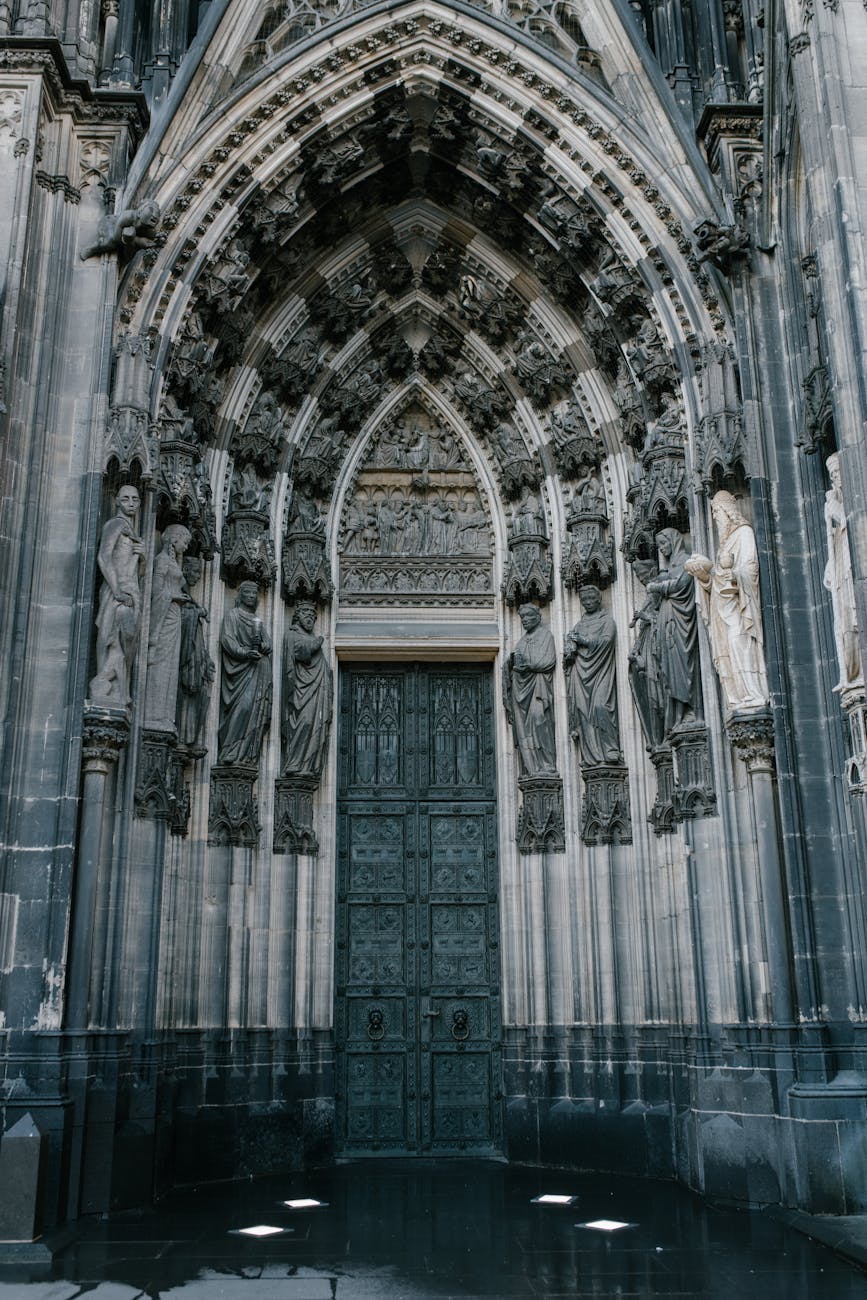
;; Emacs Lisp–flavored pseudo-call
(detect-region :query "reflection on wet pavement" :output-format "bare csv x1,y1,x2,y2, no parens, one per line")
2,1159,867,1298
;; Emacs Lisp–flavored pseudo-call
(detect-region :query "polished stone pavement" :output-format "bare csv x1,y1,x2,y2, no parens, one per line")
2,1160,867,1299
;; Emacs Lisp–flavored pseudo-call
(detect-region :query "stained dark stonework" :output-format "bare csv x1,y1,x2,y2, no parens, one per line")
4,0,867,1244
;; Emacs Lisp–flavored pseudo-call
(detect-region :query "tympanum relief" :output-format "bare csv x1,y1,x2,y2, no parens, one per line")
338,407,494,606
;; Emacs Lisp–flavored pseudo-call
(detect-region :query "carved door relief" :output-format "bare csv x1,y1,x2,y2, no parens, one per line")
335,664,502,1156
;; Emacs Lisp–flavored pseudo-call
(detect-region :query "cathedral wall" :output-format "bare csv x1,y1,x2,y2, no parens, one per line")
3,0,867,1232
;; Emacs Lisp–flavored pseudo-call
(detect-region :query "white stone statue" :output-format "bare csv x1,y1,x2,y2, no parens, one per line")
823,453,863,693
88,485,146,708
144,524,192,731
685,491,768,714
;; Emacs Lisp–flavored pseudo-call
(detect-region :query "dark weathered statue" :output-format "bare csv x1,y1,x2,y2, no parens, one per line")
645,528,701,729
144,524,192,731
281,602,332,780
217,581,272,765
177,556,215,754
628,560,665,750
81,201,161,260
503,604,558,776
564,584,621,766
89,485,146,708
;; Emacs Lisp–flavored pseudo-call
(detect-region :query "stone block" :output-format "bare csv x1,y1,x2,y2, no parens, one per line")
0,1113,45,1242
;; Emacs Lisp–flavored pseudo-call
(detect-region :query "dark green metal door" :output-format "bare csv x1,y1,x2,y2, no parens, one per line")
335,663,502,1155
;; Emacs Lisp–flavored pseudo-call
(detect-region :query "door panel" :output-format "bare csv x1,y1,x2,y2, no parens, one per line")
336,664,501,1156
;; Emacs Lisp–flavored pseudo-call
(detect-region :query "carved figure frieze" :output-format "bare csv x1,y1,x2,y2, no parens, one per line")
537,191,602,260
232,390,288,475
282,491,332,604
378,329,415,379
422,244,461,295
295,416,346,496
503,490,553,606
306,137,366,191
217,581,272,766
457,274,523,343
373,242,413,295
589,248,645,321
198,241,251,315
452,370,509,433
487,420,542,500
512,331,571,408
625,318,676,405
221,467,275,588
88,486,145,709
562,475,615,590
321,358,384,429
281,602,332,782
547,401,604,480
176,556,215,758
261,328,322,407
144,525,192,732
503,604,558,777
339,408,494,605
314,272,377,342
824,452,864,693
418,328,462,379
80,199,161,261
686,491,769,714
166,310,214,406
694,218,751,273
564,585,622,767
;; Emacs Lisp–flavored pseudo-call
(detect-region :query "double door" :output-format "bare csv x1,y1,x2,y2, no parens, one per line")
335,663,502,1155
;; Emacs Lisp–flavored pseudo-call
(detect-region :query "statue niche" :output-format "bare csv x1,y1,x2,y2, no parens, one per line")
338,407,494,605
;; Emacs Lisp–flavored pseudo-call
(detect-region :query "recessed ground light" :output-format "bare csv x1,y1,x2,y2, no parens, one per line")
579,1219,631,1232
531,1194,576,1205
282,1198,328,1209
231,1224,289,1238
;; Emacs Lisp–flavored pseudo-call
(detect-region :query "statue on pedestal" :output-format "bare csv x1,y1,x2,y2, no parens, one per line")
824,452,863,693
177,556,215,755
503,604,558,776
564,584,622,766
144,525,192,731
281,602,332,780
645,528,701,730
217,581,272,765
686,491,768,713
89,485,146,708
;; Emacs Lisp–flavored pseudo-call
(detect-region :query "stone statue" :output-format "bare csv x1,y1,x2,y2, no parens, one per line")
502,604,558,776
89,485,146,708
217,581,273,765
144,525,192,730
564,585,622,766
177,556,215,754
81,201,161,260
645,528,701,730
686,491,768,713
281,602,333,780
823,452,863,692
628,560,665,750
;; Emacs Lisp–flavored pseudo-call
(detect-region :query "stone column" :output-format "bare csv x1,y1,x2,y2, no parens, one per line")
65,709,128,1030
727,711,793,1024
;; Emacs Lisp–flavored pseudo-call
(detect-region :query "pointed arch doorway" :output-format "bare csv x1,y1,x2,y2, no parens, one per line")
335,660,503,1156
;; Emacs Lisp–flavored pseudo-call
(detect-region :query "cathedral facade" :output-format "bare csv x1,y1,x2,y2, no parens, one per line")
2,0,867,1230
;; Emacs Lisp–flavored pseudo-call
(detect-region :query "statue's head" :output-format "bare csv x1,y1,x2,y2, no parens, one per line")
826,451,842,493
115,484,141,516
162,523,191,557
138,201,160,225
237,580,259,609
656,527,685,561
579,584,602,613
293,601,317,631
182,555,202,587
710,490,745,532
518,603,541,630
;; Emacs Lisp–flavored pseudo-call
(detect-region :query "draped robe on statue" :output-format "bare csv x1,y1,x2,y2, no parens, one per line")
503,624,558,776
565,607,621,766
694,522,767,712
218,604,272,765
649,531,700,729
281,627,332,779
